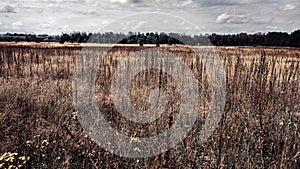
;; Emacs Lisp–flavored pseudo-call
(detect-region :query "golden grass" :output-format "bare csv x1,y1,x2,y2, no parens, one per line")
0,44,299,168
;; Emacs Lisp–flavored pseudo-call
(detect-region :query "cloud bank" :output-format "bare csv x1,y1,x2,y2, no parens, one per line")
0,0,299,34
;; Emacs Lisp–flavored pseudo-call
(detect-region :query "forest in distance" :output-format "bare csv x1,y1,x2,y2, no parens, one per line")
0,29,299,47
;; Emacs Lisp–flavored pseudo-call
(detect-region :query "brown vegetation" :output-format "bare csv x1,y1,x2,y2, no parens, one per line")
0,43,299,168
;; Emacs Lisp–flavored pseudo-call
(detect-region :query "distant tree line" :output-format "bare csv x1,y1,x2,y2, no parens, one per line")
208,30,300,47
0,30,299,47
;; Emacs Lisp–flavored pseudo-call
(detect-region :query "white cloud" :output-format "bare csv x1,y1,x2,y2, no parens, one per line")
196,0,241,7
267,26,278,29
283,4,296,10
216,13,249,24
12,21,23,26
60,25,70,32
37,23,50,29
108,0,166,4
253,16,273,24
106,0,164,7
110,0,137,4
181,0,194,7
163,20,169,24
12,21,23,29
132,21,147,30
102,20,109,25
0,5,16,13
41,0,81,3
179,21,185,25
88,9,96,14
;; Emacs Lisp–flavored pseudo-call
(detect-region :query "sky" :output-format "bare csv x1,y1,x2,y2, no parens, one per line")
0,0,299,35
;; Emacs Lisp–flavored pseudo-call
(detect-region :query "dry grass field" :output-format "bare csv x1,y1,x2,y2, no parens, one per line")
0,42,299,168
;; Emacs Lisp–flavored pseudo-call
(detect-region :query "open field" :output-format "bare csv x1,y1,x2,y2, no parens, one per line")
0,43,299,168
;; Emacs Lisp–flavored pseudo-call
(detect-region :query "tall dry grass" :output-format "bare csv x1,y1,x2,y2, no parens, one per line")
0,43,299,168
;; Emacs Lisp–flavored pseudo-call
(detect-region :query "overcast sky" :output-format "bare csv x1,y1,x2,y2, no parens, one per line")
0,0,299,35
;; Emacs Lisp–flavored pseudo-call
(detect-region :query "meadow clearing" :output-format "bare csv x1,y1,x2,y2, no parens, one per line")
0,42,299,168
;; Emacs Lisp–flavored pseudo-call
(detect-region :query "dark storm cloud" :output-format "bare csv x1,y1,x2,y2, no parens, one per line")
0,5,16,13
